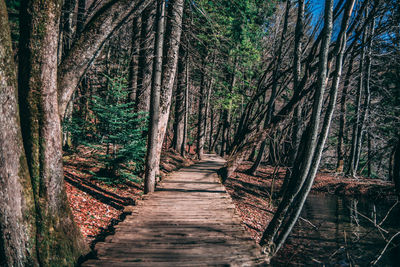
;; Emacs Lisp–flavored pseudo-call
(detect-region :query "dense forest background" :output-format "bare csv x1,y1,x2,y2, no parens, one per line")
1,0,400,265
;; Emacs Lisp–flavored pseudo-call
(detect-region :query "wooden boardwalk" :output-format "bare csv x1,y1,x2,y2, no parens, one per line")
83,154,266,266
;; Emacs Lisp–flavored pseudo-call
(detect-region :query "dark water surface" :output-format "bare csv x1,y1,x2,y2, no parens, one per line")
273,194,400,266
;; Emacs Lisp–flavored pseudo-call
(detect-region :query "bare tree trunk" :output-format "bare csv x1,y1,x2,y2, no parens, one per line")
0,4,38,265
136,4,156,113
18,0,88,264
260,0,335,257
354,19,375,173
144,0,165,194
154,0,185,174
128,16,141,101
336,51,355,172
348,23,368,177
280,0,305,194
172,45,186,152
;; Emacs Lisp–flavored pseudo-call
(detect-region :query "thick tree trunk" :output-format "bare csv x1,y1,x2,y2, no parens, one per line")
128,16,141,101
136,4,156,113
0,4,38,265
172,45,186,152
18,0,88,265
154,0,185,173
58,0,153,117
144,0,165,194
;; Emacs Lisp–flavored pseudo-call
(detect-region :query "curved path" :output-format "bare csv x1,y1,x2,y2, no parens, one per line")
83,154,266,266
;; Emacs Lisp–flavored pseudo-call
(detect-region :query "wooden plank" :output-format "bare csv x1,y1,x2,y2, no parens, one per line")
82,155,266,266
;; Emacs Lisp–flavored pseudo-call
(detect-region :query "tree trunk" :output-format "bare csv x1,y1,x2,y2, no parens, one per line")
0,3,38,265
144,0,165,194
208,106,215,153
18,0,88,265
128,16,141,101
136,3,156,113
154,0,185,173
247,140,268,175
197,62,207,160
181,55,190,157
336,51,355,172
348,25,368,177
260,0,335,257
58,0,153,117
172,44,186,152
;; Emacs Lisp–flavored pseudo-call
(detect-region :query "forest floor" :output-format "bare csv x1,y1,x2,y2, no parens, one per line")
224,161,396,243
63,146,196,246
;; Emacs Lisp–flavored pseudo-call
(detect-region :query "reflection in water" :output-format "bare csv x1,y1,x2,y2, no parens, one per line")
273,194,400,266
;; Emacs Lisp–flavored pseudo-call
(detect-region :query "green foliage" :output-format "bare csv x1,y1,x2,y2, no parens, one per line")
91,76,147,183
64,75,147,184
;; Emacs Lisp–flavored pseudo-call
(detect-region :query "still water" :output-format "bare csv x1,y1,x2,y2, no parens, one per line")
273,194,400,266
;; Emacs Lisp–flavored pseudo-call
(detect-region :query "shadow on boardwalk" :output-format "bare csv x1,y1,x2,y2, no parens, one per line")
82,154,267,266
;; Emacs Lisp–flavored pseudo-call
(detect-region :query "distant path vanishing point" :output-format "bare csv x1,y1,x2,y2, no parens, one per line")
82,154,266,266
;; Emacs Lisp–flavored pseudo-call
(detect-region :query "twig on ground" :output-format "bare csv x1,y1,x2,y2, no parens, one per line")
370,231,400,265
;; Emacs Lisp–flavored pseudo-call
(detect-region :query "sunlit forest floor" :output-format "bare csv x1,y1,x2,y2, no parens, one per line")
63,147,195,246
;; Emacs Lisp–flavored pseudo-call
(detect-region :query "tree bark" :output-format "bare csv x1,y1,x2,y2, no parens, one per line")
144,0,165,194
136,4,156,113
181,55,190,157
154,0,185,173
172,44,186,152
128,16,141,101
336,50,355,172
18,0,88,265
197,62,207,160
348,22,368,177
0,3,38,265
